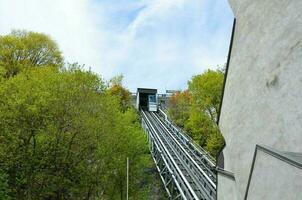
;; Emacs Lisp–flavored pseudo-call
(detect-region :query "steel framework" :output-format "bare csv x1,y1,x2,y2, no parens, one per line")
141,109,217,200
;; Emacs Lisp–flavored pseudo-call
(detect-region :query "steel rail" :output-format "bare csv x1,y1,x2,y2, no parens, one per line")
143,110,200,199
141,118,174,197
158,108,216,168
146,112,209,199
141,110,199,199
142,114,182,198
152,112,216,186
157,109,216,180
151,112,216,198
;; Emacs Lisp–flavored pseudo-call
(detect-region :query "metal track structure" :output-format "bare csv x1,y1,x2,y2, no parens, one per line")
141,108,217,200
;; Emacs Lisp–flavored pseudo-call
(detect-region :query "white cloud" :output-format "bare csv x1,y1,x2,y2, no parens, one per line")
0,0,114,77
0,0,234,93
127,0,186,38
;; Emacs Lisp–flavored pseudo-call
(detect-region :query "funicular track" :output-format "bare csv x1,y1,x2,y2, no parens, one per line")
141,109,217,200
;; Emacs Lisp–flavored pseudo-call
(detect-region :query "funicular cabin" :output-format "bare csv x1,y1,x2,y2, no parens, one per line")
136,88,158,112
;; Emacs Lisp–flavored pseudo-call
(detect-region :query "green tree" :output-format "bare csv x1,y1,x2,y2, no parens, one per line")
205,130,225,158
107,75,132,112
0,30,159,200
168,91,191,128
184,110,213,146
0,66,105,199
0,169,10,200
0,64,149,199
188,69,224,122
168,69,225,157
0,30,63,77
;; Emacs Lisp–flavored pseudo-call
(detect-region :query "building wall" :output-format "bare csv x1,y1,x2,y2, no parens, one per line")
217,174,237,200
218,0,302,199
246,149,302,200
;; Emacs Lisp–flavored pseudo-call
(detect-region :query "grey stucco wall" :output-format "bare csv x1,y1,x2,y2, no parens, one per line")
218,0,302,199
217,174,237,200
247,150,302,200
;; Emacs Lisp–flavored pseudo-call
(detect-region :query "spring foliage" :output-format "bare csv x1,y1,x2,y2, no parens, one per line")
168,69,225,157
0,30,63,78
0,31,152,200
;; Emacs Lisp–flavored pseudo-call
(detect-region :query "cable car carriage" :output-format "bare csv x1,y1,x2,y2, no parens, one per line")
136,88,158,112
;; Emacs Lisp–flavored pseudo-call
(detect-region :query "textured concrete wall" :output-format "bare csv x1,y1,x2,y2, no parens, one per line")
218,0,302,199
217,174,237,200
247,150,302,200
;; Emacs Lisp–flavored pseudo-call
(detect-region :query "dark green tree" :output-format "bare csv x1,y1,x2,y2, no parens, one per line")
0,169,10,200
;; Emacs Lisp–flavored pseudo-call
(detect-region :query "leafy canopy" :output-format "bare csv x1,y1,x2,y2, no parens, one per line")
0,30,63,77
107,74,132,112
168,90,191,128
188,69,224,122
168,69,225,157
0,31,153,200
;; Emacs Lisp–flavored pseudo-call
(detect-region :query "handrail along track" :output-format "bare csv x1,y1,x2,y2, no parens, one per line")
141,109,217,200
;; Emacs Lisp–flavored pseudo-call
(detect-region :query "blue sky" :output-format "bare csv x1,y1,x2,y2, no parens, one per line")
0,0,234,93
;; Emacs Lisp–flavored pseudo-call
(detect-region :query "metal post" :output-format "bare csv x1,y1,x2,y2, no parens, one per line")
126,157,129,200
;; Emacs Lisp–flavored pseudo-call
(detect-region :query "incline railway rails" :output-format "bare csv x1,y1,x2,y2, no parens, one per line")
157,108,216,176
141,108,217,200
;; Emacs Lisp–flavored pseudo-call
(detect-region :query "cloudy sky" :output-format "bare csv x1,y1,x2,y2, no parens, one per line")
0,0,233,92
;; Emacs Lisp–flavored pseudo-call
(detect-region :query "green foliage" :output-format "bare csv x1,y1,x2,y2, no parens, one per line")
184,110,213,146
0,31,155,199
168,91,191,128
109,74,124,87
107,75,132,112
205,130,225,158
0,30,63,78
168,69,225,157
188,69,224,122
0,65,150,199
0,169,10,200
